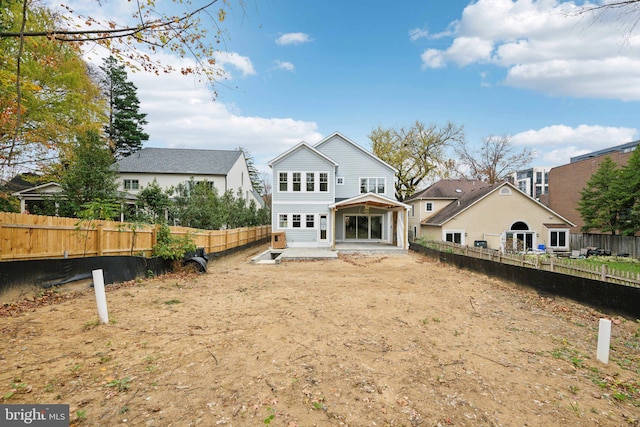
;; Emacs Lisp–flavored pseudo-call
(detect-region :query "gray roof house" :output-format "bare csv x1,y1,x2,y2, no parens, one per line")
268,132,410,249
115,148,264,208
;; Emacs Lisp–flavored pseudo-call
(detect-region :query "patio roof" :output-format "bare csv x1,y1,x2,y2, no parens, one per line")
328,192,410,211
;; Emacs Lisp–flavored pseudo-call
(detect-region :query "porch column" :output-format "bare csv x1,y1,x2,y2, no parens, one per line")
331,208,336,250
404,208,409,249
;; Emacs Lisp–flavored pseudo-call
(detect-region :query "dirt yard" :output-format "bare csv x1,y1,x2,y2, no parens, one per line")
1,244,639,427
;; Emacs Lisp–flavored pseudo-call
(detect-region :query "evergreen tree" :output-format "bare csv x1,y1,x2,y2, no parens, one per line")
617,147,640,235
577,157,624,235
100,56,149,159
59,130,119,217
237,147,263,195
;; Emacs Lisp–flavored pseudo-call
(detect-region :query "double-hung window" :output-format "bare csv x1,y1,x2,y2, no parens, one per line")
306,173,315,192
550,230,568,248
306,214,315,228
292,214,301,228
292,173,301,192
278,214,288,228
279,172,288,192
319,173,328,192
124,179,139,190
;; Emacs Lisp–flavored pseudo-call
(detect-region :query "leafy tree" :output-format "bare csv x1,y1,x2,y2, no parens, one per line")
100,56,148,159
0,0,105,180
454,135,533,184
0,0,234,84
170,178,270,229
58,130,119,217
370,121,464,201
135,179,171,224
616,147,640,235
171,179,225,230
577,157,624,235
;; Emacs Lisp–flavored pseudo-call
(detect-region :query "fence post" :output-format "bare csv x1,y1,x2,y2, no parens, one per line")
601,264,607,281
0,221,3,260
96,223,104,256
550,256,554,273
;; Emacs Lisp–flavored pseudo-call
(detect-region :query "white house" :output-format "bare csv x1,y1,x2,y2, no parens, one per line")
12,147,264,216
269,132,410,249
115,147,264,207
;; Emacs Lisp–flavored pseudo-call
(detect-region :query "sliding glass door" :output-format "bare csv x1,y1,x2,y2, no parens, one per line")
344,215,383,240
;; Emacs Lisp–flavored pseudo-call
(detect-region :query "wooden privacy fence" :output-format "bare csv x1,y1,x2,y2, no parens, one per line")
0,212,271,261
422,240,640,288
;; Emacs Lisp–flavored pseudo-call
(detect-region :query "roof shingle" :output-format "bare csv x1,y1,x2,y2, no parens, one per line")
115,148,242,175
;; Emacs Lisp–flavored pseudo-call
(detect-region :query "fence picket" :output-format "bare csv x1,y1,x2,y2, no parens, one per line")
0,212,271,261
420,240,639,288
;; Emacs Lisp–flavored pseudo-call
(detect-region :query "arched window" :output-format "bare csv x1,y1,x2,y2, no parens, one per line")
510,221,529,230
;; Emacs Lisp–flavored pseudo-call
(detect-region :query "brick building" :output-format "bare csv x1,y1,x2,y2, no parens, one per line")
546,140,639,233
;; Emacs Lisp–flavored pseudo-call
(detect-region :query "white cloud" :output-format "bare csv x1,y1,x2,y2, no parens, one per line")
409,27,429,41
273,60,295,72
276,32,313,45
420,0,640,100
511,124,639,165
214,52,256,79
126,55,321,174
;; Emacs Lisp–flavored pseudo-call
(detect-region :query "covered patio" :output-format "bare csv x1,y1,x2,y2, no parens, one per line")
328,193,410,250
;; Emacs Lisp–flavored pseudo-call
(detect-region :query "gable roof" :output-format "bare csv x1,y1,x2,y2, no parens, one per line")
116,148,243,175
422,181,575,227
268,141,339,167
313,132,398,173
406,178,490,201
12,182,62,196
329,192,410,210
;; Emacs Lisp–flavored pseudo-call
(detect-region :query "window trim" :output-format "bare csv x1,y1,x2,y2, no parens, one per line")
277,213,317,229
549,228,569,248
277,171,330,193
359,177,386,194
278,213,288,228
425,202,433,212
124,179,139,190
279,172,288,192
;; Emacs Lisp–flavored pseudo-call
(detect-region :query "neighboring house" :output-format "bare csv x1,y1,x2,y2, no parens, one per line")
115,147,264,208
268,132,410,249
405,179,574,253
12,182,63,213
11,148,263,216
546,140,639,233
508,167,550,201
406,179,490,241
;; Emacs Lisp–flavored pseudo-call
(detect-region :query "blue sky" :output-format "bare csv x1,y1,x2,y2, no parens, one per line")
59,0,640,178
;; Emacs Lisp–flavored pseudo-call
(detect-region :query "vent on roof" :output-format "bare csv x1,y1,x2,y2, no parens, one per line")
455,189,462,193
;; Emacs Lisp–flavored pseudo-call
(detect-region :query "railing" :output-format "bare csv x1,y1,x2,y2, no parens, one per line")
0,212,271,261
420,240,640,288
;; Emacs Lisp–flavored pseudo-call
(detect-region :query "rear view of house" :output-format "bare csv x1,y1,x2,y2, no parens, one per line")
269,132,410,249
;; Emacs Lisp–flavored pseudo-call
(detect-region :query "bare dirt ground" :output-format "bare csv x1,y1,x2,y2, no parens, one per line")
1,243,639,427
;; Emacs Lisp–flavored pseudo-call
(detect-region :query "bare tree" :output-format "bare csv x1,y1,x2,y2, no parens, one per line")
454,135,533,184
576,0,640,39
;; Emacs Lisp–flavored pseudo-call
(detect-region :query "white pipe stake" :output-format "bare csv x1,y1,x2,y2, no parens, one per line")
92,269,109,324
597,318,611,364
